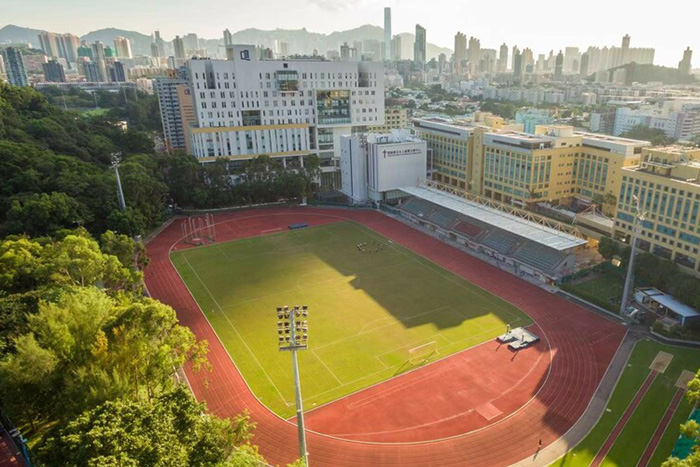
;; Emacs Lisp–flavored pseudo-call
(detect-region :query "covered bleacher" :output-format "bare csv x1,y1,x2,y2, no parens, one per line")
395,185,587,282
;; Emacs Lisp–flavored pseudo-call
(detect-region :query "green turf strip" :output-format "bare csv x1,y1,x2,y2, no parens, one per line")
171,221,531,418
550,339,700,467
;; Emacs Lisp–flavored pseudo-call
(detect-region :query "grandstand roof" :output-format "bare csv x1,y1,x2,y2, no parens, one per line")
399,186,587,251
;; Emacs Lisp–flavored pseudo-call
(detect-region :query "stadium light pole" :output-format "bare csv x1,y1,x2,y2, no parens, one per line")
111,152,127,211
620,195,645,315
277,305,310,466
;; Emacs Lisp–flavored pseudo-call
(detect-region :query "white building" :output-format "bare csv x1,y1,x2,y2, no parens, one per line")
340,131,427,204
187,45,384,175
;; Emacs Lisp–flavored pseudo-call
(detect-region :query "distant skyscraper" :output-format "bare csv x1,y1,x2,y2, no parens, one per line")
580,52,590,77
554,50,564,80
223,29,234,60
0,54,5,76
82,60,100,82
467,36,481,68
183,33,200,52
384,7,391,61
391,35,402,61
414,24,426,64
109,61,127,82
498,43,508,72
78,44,93,60
113,36,133,59
91,41,108,82
38,32,60,57
154,30,165,57
173,36,186,60
512,46,522,79
454,32,467,71
621,34,631,65
1,47,29,86
42,59,66,82
679,47,693,75
58,34,80,63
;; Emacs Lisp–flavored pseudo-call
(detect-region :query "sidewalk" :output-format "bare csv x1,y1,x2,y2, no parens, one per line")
0,431,24,467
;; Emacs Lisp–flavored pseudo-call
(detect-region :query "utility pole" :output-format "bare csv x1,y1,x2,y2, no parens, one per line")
276,305,309,466
620,195,645,315
111,152,126,210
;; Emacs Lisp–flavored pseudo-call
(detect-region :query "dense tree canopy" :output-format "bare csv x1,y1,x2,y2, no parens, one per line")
620,125,677,146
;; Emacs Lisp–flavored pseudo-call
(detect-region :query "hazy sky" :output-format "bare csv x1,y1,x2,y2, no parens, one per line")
2,0,698,67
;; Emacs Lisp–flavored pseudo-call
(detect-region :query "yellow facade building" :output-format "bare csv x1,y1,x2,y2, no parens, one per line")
615,146,700,274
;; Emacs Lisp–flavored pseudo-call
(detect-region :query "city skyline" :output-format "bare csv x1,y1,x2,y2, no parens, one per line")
1,0,698,67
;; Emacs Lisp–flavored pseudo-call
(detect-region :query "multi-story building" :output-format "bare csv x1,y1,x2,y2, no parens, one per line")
114,36,133,59
679,47,693,75
414,25,426,64
414,118,650,209
515,108,554,134
368,106,409,133
81,60,100,82
413,118,476,190
383,7,391,62
340,131,426,204
173,36,186,60
42,59,66,82
590,110,617,134
109,62,127,82
454,32,467,72
38,32,60,58
186,45,384,180
154,67,192,153
91,41,108,82
613,105,700,141
615,146,700,275
1,47,28,87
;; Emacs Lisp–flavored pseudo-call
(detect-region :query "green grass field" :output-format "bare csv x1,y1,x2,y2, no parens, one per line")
551,339,700,467
569,271,624,307
171,221,531,418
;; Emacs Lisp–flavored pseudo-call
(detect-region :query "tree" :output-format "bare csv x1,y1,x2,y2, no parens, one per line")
4,192,89,237
0,286,208,425
598,236,619,260
39,386,260,467
620,125,676,146
100,230,149,271
663,370,700,467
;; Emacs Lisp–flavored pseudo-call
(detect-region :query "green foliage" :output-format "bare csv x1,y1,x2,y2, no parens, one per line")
0,83,164,236
620,125,677,146
688,370,700,407
39,386,258,467
598,236,619,260
0,286,208,427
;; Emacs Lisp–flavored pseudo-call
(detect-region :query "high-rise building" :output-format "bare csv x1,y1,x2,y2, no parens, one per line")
183,33,200,53
554,50,564,80
564,47,580,73
0,54,5,76
109,61,127,82
512,46,522,79
467,36,481,67
42,59,66,82
521,48,534,73
1,47,29,86
173,36,186,60
150,42,160,59
391,35,402,61
621,34,631,65
78,44,93,60
679,47,693,75
82,60,100,82
454,32,467,72
185,44,384,178
414,24,426,64
113,36,133,59
498,43,508,72
223,29,234,60
91,41,108,82
58,34,80,63
154,30,165,57
154,67,191,153
580,52,590,77
38,32,60,57
384,7,391,61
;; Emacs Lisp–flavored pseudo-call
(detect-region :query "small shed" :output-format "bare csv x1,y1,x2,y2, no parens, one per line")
635,287,700,327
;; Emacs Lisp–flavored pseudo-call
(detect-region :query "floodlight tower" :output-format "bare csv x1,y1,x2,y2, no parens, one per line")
277,305,310,466
111,152,126,211
620,195,645,315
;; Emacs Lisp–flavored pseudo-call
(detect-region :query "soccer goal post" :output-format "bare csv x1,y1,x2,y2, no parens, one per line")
408,341,438,365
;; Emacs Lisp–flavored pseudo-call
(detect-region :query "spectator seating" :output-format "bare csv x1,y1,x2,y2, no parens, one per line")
511,241,567,273
480,230,520,255
428,207,458,229
400,198,435,218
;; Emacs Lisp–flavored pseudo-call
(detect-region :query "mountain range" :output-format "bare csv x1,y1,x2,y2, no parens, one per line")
0,24,451,60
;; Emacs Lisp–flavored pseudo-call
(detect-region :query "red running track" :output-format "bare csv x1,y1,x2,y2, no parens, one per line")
145,207,626,467
0,432,22,467
589,371,658,467
636,387,685,467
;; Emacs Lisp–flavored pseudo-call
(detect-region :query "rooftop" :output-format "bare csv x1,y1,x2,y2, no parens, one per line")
399,185,586,251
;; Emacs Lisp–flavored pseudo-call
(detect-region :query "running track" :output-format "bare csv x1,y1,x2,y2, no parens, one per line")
636,387,686,467
145,207,626,466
